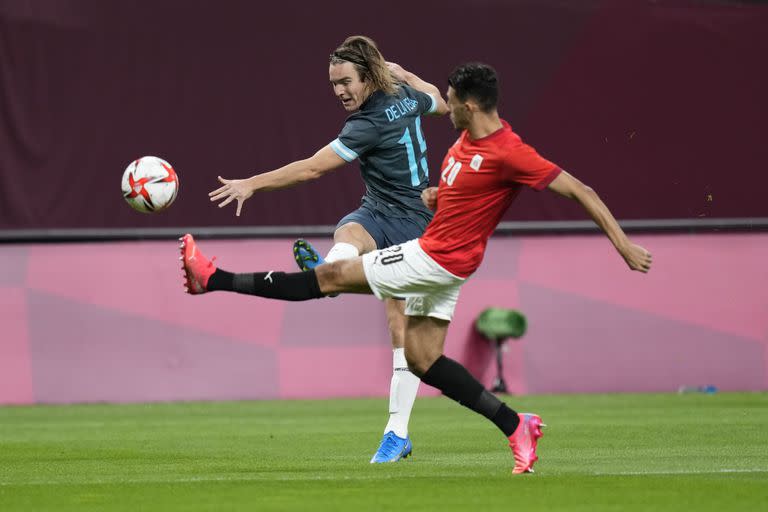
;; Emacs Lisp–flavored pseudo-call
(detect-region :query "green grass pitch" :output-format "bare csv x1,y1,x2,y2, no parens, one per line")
1,393,767,511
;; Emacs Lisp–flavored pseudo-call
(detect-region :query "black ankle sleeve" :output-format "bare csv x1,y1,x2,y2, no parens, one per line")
231,269,323,301
207,269,234,291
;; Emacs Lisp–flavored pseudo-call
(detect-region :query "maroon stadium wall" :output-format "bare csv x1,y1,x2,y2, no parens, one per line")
1,0,767,232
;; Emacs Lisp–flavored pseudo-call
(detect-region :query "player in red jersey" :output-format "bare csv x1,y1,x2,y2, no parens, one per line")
180,62,652,474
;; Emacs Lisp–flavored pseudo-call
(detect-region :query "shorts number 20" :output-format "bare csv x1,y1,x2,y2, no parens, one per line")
380,245,404,265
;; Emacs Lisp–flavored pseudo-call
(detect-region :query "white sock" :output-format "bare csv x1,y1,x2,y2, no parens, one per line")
325,242,359,263
384,348,420,438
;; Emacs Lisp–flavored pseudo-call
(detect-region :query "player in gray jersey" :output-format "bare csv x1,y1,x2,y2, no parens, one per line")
209,35,448,463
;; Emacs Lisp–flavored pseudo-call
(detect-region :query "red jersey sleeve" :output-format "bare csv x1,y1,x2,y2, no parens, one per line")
502,142,561,191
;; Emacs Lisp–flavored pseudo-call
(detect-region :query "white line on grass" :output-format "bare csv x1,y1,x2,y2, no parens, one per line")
2,469,767,487
592,468,768,476
0,474,413,486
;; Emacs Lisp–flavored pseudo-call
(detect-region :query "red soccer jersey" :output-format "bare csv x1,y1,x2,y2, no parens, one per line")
419,120,561,277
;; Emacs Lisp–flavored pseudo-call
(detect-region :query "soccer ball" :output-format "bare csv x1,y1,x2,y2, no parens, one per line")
121,156,179,213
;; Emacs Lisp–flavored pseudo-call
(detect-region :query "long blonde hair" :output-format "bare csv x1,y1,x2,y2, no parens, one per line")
330,35,397,96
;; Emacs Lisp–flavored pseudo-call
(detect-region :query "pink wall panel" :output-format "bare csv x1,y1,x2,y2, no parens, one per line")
277,346,420,400
1,233,766,404
0,288,33,403
25,241,290,347
517,234,768,340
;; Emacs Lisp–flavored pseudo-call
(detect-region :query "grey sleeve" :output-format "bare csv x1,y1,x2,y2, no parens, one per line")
331,119,379,162
412,89,438,115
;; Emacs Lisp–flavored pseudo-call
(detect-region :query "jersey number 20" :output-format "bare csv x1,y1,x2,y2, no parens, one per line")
441,156,462,186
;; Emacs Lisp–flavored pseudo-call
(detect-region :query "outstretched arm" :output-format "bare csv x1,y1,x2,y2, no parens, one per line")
547,170,653,273
209,145,346,216
387,62,449,116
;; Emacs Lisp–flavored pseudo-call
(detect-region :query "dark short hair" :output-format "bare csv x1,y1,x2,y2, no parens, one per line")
447,63,498,112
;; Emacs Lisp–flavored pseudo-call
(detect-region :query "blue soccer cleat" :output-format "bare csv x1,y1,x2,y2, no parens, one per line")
293,239,325,271
370,431,413,463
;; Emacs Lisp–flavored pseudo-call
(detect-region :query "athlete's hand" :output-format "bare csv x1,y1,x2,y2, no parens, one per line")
209,176,254,217
421,187,438,211
619,242,653,273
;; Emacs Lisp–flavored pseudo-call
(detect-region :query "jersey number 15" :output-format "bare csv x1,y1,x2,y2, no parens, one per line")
397,117,429,186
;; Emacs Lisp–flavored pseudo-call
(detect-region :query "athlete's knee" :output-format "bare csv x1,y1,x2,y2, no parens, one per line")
316,258,370,294
404,343,439,377
315,261,346,292
403,349,422,376
404,352,433,377
334,223,376,253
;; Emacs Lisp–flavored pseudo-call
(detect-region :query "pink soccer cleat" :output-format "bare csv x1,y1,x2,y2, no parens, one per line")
508,413,545,474
179,233,216,294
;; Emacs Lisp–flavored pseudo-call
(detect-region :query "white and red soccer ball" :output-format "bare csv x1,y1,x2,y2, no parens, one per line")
121,156,179,213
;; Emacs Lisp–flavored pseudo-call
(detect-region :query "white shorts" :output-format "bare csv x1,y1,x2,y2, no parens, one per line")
361,239,465,321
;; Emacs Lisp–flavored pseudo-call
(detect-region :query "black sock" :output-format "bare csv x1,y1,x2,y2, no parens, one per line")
421,355,520,436
207,268,323,301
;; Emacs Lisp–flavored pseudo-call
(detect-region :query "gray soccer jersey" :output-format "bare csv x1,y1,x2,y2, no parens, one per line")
330,84,438,223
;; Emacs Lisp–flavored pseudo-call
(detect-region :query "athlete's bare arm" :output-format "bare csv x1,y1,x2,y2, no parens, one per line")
547,170,652,273
209,145,346,216
386,62,449,116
